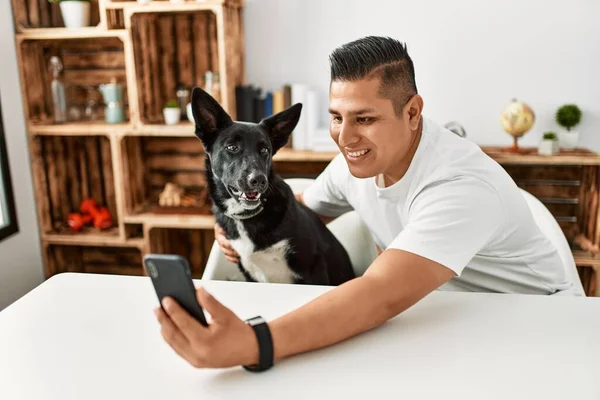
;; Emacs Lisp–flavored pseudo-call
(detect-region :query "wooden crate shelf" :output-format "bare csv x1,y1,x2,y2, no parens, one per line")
148,227,215,278
11,0,102,32
10,0,245,280
120,136,209,216
45,244,144,277
128,6,243,124
17,35,130,126
30,135,120,236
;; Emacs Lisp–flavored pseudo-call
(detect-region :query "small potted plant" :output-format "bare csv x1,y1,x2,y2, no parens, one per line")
163,100,181,125
48,0,91,29
556,104,582,149
538,131,559,156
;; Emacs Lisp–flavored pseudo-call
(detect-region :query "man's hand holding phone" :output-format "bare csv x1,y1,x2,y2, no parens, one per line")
154,287,258,369
145,254,259,369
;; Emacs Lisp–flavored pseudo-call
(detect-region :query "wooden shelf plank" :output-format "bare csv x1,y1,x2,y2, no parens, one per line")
124,212,216,229
42,227,123,246
131,122,196,137
16,28,127,41
43,234,145,248
573,250,600,268
108,1,230,11
29,121,131,136
482,146,600,166
274,148,339,162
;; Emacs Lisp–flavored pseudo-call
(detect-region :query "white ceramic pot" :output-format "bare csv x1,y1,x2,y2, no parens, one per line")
559,130,579,149
59,1,91,29
137,0,153,4
163,108,181,125
538,139,559,156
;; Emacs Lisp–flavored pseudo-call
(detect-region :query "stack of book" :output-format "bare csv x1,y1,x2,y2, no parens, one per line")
235,83,337,152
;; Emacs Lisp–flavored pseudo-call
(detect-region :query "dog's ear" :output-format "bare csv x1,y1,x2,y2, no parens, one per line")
260,103,302,152
190,87,233,144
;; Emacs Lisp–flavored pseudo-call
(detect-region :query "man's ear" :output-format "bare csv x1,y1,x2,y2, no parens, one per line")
190,87,233,143
260,103,302,152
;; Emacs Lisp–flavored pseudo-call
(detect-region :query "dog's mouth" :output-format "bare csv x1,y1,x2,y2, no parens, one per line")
228,186,262,204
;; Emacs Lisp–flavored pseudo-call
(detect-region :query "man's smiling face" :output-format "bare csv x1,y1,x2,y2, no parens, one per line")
328,76,422,183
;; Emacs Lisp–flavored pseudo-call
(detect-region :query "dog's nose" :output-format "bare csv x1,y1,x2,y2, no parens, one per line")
247,172,267,191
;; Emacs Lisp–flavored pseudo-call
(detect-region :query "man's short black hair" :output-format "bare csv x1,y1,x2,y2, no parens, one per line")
329,36,418,115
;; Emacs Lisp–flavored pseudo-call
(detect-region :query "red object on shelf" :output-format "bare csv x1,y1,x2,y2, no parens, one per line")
82,213,93,225
75,198,113,231
80,198,98,215
94,207,113,230
67,213,84,232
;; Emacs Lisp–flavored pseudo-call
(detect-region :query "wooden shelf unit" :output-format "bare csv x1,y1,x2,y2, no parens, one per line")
11,0,245,279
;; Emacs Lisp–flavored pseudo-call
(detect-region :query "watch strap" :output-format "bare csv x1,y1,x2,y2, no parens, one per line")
243,316,274,372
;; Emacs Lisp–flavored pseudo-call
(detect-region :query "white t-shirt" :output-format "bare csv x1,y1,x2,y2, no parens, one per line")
303,116,577,295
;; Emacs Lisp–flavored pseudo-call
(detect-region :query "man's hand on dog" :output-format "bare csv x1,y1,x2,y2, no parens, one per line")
214,223,240,263
154,286,258,368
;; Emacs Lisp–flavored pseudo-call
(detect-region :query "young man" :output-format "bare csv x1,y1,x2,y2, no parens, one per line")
154,36,578,371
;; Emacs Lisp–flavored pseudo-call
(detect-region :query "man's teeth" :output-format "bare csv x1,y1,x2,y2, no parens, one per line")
347,149,370,158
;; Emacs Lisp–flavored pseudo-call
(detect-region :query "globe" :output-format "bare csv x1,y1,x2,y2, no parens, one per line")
500,99,535,152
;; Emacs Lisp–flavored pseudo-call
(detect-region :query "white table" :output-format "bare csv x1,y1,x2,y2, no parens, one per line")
1,273,599,399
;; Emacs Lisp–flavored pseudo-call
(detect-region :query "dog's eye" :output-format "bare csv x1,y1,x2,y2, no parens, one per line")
226,144,239,153
260,147,269,156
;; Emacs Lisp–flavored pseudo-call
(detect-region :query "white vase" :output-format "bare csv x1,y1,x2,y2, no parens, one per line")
163,108,181,125
538,139,558,156
559,130,579,149
59,1,91,29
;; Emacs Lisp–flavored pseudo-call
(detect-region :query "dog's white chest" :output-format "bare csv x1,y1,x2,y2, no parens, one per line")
230,222,297,284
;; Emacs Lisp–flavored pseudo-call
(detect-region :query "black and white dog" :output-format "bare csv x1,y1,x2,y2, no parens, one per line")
190,87,355,286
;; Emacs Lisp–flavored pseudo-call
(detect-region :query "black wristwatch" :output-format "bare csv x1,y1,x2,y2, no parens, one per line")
243,316,274,372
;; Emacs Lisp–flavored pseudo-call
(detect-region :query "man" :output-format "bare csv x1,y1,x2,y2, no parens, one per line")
154,36,577,371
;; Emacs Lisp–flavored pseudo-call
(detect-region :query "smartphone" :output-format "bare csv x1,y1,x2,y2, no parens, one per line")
144,254,208,327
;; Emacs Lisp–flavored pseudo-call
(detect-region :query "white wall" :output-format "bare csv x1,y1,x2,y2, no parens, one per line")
0,1,44,310
244,0,600,150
